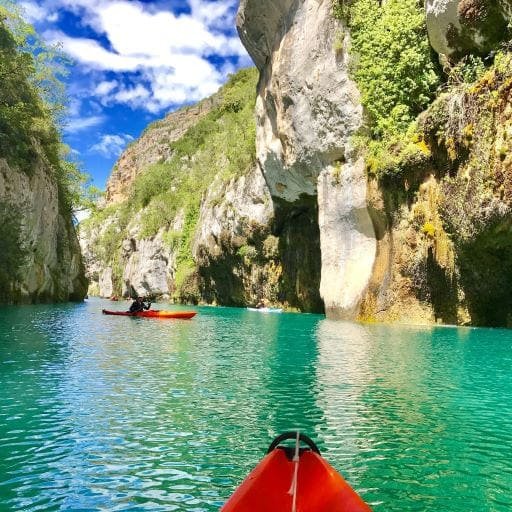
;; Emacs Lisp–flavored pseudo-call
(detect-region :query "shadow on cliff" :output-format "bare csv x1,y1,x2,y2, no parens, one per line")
455,224,512,327
272,195,324,313
0,201,28,302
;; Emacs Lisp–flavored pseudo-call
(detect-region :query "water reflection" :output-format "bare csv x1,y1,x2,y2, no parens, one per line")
314,320,512,510
1,302,512,511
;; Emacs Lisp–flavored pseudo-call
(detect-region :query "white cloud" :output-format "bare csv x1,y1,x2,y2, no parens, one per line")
189,0,238,30
90,133,134,158
113,84,151,108
44,31,143,71
65,115,105,133
40,0,249,113
20,1,50,23
94,80,118,96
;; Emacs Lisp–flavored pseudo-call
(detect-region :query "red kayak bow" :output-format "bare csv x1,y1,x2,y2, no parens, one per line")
221,432,372,512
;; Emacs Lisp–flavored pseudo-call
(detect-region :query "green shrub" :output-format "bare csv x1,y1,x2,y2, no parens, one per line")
0,7,91,214
338,0,440,136
334,0,442,178
237,244,257,264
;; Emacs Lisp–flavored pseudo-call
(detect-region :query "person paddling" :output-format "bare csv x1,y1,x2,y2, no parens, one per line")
129,296,151,314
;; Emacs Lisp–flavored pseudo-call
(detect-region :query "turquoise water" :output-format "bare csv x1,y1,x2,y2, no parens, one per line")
1,299,512,511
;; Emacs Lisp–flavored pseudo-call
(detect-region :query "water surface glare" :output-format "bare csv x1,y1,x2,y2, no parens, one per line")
1,298,512,511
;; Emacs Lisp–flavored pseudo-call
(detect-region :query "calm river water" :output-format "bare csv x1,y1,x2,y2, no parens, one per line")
0,298,511,511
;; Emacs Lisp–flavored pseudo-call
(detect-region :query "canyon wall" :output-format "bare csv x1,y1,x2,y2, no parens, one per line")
81,0,512,326
238,0,376,318
0,155,87,303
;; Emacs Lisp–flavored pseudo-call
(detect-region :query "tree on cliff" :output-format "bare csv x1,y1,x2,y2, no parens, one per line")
0,4,98,214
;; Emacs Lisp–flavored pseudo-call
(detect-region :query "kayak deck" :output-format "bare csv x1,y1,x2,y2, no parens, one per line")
221,432,371,512
102,309,196,319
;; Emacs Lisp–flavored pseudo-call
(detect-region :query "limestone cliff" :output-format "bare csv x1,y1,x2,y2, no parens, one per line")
105,98,216,205
426,0,511,60
361,54,512,327
0,155,87,303
236,0,512,326
80,69,290,308
0,14,87,304
237,0,374,318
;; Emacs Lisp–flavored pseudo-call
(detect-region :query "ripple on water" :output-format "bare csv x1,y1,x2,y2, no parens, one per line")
0,300,511,510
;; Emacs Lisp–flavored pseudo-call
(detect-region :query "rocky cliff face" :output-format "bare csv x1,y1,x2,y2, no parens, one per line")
105,98,216,204
80,69,291,308
80,166,277,306
236,0,512,326
0,13,87,305
0,156,87,303
237,0,376,318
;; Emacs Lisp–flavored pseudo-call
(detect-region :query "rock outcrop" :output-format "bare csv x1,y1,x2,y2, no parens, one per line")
81,167,277,305
426,0,511,59
81,68,314,310
105,98,216,204
237,0,376,318
81,169,281,305
193,166,278,306
0,157,87,303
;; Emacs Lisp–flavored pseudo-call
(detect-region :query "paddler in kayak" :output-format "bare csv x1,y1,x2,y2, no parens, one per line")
255,299,266,309
129,296,151,314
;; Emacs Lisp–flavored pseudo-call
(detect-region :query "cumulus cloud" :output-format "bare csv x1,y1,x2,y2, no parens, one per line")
39,0,248,113
20,1,58,23
94,80,119,97
90,133,134,158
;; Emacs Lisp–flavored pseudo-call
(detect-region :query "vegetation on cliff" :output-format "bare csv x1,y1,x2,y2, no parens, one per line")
334,0,442,178
0,5,89,300
333,1,512,326
415,51,512,325
81,67,259,298
0,6,96,214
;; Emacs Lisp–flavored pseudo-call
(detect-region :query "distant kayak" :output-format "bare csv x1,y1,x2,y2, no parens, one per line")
221,432,371,512
247,307,283,313
102,309,196,319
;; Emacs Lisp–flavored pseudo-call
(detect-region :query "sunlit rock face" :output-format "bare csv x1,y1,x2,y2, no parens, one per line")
193,167,277,306
0,158,87,303
121,229,175,299
426,0,511,59
104,98,216,205
237,0,376,318
318,161,377,319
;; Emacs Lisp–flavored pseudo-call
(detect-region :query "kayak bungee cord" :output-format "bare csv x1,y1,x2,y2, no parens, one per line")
288,430,300,512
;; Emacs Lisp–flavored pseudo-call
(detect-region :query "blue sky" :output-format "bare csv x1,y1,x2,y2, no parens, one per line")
19,0,251,190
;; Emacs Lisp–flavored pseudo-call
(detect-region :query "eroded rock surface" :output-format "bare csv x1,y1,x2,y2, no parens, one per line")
105,98,216,204
426,0,511,59
0,158,87,303
237,0,376,318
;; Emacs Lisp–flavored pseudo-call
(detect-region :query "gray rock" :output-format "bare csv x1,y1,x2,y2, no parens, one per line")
122,228,174,299
237,0,377,318
426,0,511,59
0,157,87,303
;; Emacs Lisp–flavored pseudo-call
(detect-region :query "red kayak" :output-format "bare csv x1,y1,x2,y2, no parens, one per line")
221,432,372,512
102,309,196,319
